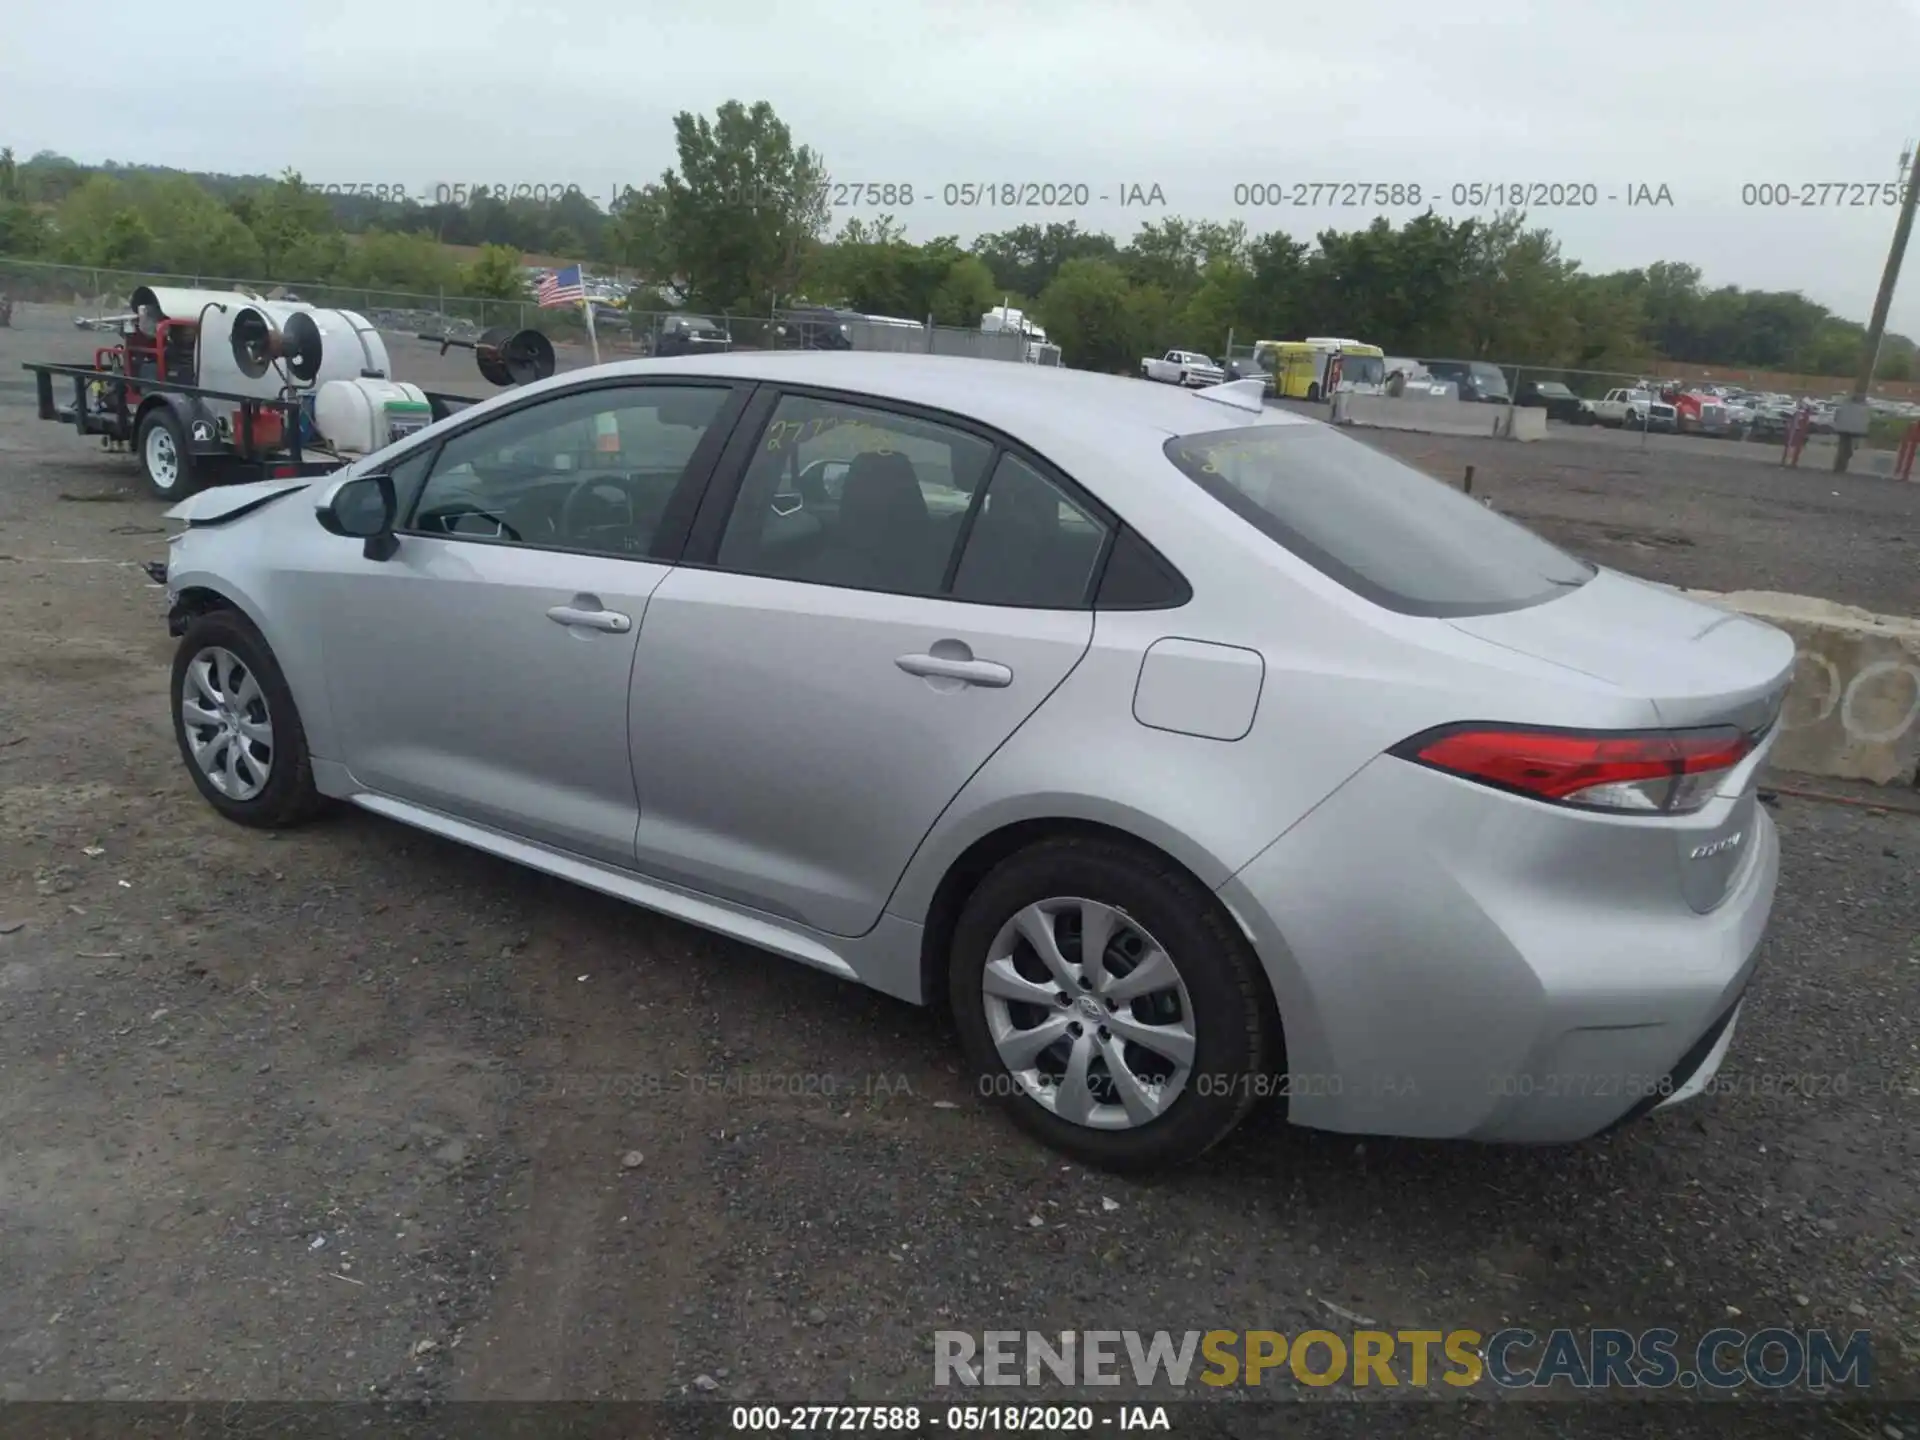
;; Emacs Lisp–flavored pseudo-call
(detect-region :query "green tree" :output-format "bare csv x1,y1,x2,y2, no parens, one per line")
96,211,157,270
655,100,830,309
929,254,1000,327
604,182,672,279
1177,256,1254,356
338,229,460,294
1038,257,1153,372
242,171,338,277
1239,230,1310,341
458,242,529,300
0,147,17,202
18,151,89,205
145,175,264,277
1562,272,1650,376
279,231,352,283
1449,211,1579,363
972,222,1119,298
0,200,48,256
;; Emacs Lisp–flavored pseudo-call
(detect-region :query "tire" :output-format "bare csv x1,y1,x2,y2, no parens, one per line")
1306,383,1321,402
137,406,203,501
171,609,327,829
948,836,1277,1173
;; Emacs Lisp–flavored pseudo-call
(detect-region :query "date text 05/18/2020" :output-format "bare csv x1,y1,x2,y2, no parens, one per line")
705,181,1170,209
314,181,1173,209
1229,181,1677,208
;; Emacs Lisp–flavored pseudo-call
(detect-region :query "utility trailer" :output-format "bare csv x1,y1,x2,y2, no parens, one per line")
20,285,553,499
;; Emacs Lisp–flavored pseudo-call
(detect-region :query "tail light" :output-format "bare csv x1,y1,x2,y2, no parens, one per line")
1391,724,1754,815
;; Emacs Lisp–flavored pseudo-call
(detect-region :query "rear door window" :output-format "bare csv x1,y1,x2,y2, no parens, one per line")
1163,425,1593,617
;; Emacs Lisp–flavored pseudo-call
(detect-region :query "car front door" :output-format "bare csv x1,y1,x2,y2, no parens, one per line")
316,378,748,866
626,389,1113,937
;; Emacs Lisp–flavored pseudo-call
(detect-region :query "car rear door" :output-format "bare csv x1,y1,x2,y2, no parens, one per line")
317,378,750,866
625,387,1111,937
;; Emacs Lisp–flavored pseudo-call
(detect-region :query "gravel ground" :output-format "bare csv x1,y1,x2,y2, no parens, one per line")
1264,403,1920,617
1,320,1917,1435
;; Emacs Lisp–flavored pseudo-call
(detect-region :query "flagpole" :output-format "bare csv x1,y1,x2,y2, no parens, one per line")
580,274,601,364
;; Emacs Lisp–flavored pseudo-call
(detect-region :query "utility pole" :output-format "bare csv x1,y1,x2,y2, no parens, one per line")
1835,142,1920,472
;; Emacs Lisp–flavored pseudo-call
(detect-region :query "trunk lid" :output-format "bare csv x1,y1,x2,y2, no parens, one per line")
1446,568,1794,732
1448,569,1796,913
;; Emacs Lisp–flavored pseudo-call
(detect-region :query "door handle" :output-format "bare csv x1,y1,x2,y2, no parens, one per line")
547,604,632,633
896,652,1013,687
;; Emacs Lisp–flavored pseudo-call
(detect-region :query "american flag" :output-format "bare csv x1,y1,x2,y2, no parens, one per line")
536,264,586,308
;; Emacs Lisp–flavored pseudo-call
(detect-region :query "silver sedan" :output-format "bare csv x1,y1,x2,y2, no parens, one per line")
158,353,1795,1172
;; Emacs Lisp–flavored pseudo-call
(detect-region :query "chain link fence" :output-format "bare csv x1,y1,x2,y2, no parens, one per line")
1209,332,1917,456
618,309,1060,364
0,257,1062,367
0,256,566,341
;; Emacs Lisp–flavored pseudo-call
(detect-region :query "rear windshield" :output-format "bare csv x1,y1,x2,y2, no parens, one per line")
1163,426,1594,616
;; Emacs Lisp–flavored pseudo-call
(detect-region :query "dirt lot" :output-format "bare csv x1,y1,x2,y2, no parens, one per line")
1,317,1918,1433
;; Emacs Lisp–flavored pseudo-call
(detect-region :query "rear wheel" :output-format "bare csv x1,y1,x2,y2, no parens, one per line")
1306,382,1322,402
949,837,1276,1173
171,609,326,829
137,407,202,501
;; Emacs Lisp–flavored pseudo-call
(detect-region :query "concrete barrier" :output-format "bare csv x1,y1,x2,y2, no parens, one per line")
1498,406,1547,441
1331,392,1535,440
1681,589,1920,785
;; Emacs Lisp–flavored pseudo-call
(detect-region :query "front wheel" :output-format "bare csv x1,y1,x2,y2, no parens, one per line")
172,609,328,828
1306,382,1321,402
949,837,1278,1173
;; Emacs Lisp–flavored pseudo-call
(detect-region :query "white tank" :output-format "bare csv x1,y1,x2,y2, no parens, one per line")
313,378,432,456
130,286,392,398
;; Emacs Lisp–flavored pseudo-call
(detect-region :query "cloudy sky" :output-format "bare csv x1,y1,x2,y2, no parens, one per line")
6,0,1920,332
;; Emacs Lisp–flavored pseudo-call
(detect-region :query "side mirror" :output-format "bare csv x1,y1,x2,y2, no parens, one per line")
318,473,399,560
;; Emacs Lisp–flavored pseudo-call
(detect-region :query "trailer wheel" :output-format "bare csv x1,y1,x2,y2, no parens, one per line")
137,408,202,501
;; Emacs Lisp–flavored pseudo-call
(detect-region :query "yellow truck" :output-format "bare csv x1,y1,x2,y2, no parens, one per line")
1252,338,1388,401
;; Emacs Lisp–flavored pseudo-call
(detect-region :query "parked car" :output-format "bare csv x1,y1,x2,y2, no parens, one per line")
1140,350,1227,387
1420,358,1512,403
156,353,1793,1172
1747,399,1797,442
1382,358,1456,399
653,315,732,358
1514,380,1584,422
776,306,856,351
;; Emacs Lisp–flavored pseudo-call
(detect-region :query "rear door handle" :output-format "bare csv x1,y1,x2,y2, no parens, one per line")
548,604,632,633
895,653,1013,687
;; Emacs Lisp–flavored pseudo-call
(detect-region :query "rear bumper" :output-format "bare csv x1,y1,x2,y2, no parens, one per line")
1217,755,1779,1143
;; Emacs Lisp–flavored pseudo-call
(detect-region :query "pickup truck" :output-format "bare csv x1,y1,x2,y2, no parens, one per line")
1581,387,1678,432
1140,350,1226,387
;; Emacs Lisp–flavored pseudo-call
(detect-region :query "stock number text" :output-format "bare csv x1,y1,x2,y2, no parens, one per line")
1742,182,1915,207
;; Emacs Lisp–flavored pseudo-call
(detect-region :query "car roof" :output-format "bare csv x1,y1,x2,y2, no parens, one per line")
483,351,1317,445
